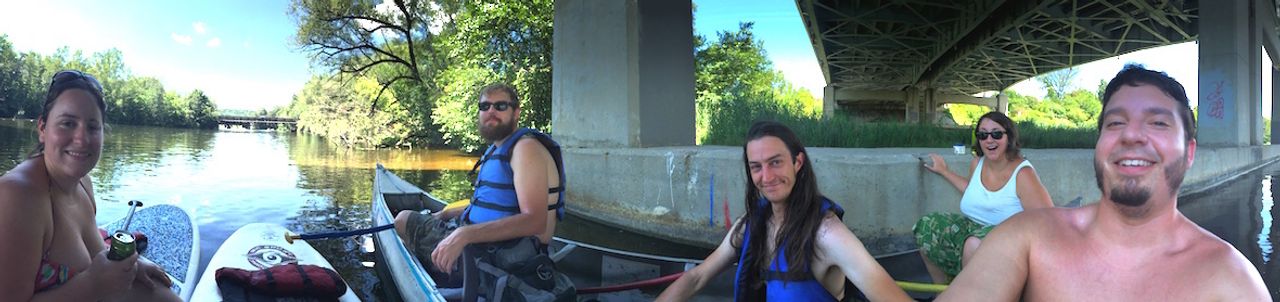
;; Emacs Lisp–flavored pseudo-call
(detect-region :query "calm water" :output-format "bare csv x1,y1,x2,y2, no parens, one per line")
1180,160,1280,299
0,119,706,301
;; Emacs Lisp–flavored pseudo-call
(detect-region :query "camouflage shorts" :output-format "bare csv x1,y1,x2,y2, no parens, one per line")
911,212,994,277
404,210,461,272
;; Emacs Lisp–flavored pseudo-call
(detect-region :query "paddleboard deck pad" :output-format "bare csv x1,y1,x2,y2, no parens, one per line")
100,204,199,300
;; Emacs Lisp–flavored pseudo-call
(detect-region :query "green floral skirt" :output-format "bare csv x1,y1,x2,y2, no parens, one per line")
911,212,994,277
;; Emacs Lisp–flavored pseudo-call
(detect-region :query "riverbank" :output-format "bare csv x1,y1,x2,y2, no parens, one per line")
563,145,1280,254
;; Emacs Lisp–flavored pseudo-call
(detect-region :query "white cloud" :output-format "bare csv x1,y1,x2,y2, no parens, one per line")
171,33,193,46
193,22,207,34
242,41,252,49
206,37,222,48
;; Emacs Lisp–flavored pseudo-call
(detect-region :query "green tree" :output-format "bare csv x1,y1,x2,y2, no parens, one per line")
694,22,820,143
186,90,219,129
1038,67,1078,100
0,35,24,118
289,0,434,110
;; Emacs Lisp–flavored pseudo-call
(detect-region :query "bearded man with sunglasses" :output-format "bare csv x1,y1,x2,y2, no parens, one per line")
913,111,1055,284
394,83,572,300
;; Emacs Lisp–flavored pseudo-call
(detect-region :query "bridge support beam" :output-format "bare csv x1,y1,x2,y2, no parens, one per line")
551,0,695,147
1198,0,1264,147
1274,69,1280,145
823,85,837,118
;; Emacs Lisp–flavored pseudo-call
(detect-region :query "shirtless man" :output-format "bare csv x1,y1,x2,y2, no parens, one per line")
938,65,1269,301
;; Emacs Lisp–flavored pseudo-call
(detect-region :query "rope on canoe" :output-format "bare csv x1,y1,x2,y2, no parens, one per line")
576,271,685,294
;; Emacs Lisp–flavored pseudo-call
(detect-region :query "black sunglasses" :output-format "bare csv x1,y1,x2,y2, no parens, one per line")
50,70,104,92
976,131,1005,140
478,101,514,112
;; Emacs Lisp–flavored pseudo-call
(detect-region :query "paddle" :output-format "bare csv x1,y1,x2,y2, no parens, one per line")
285,199,471,244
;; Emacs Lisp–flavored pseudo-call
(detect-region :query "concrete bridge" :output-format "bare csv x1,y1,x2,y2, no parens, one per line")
550,0,1280,252
216,115,297,130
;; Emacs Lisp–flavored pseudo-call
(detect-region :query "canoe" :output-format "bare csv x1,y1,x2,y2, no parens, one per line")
371,163,940,301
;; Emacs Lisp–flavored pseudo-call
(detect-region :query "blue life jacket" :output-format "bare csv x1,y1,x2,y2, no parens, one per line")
733,197,846,302
464,128,566,225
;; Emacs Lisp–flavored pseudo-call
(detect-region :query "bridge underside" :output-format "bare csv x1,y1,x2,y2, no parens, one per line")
798,0,1200,121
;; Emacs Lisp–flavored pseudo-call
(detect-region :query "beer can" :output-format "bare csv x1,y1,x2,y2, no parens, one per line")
107,231,136,261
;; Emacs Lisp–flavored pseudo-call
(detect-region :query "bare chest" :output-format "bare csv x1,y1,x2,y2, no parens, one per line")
45,191,98,270
1026,247,1217,301
979,163,1016,191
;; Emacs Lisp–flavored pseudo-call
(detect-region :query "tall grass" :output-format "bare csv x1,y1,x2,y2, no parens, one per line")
701,97,1097,149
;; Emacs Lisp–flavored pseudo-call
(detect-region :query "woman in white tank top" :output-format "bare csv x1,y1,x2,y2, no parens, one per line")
913,112,1054,284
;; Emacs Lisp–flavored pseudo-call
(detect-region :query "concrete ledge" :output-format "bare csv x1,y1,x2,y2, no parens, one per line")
563,145,1280,255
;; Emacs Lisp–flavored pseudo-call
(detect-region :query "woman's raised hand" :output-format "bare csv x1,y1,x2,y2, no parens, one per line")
923,153,948,174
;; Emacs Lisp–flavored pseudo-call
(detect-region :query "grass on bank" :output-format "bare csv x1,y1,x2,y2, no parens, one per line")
700,99,1098,149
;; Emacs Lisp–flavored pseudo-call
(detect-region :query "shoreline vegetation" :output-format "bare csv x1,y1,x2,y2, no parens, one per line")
0,35,219,130
0,1,1152,152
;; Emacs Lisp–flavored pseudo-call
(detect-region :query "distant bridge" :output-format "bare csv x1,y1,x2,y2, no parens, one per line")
216,115,297,130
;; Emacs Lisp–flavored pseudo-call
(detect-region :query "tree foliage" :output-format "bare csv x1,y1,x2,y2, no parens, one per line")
1038,67,1078,100
695,22,821,144
0,35,216,128
290,0,435,110
286,0,553,151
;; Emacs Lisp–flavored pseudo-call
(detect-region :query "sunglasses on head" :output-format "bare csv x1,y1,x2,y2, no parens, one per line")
50,70,104,92
478,101,514,112
976,130,1005,140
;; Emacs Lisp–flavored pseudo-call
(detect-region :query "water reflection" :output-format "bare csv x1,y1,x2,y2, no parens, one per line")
1180,161,1280,299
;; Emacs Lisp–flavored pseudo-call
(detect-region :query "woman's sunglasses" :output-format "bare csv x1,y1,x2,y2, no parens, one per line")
50,70,104,92
976,131,1005,140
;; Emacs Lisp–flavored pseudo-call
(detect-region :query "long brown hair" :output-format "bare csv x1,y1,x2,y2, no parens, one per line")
733,121,829,294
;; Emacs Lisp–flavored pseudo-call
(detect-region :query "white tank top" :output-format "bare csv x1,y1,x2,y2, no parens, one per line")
959,158,1033,226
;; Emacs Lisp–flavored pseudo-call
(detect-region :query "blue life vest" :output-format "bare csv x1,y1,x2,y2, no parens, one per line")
465,128,566,225
733,197,846,302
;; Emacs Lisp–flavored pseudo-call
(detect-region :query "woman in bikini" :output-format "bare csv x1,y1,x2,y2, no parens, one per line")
0,70,179,301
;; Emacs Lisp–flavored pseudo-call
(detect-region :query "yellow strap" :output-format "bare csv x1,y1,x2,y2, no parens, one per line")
896,280,947,293
444,199,471,212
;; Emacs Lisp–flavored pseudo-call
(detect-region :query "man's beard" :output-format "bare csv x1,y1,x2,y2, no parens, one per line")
1094,153,1188,217
479,118,516,142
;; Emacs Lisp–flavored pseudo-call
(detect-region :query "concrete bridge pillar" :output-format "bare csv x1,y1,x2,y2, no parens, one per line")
551,0,695,148
905,89,923,123
1274,68,1280,144
823,85,837,118
995,93,1008,114
923,88,938,124
1198,0,1263,146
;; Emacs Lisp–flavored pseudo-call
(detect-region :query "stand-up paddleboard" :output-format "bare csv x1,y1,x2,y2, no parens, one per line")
191,223,361,302
99,204,199,301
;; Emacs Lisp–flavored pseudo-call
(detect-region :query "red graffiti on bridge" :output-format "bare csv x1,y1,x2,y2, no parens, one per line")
1206,80,1225,120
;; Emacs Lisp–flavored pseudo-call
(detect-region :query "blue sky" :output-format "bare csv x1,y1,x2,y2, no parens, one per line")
0,0,312,110
1,0,1262,115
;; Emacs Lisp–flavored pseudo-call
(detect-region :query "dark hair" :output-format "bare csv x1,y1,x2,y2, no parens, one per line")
733,121,828,293
972,111,1021,159
478,83,520,108
1099,64,1196,143
29,70,108,158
